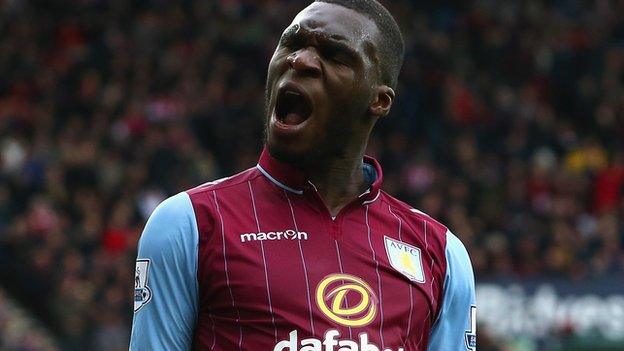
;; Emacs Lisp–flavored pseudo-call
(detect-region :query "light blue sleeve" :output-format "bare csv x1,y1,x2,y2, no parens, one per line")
130,192,199,351
428,230,476,351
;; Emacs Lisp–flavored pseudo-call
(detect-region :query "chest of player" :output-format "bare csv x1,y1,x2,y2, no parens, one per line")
196,189,444,351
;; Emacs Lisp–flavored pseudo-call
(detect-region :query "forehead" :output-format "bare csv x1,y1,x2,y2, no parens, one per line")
289,2,378,48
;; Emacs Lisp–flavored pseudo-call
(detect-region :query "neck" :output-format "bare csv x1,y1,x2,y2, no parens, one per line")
304,150,367,217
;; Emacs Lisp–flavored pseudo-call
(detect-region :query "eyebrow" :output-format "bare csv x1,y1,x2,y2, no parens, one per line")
321,36,358,59
281,25,360,60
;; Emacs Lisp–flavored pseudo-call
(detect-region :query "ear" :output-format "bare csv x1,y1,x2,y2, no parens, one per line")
369,85,395,118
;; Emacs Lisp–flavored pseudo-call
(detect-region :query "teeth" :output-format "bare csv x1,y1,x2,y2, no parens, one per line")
284,90,301,97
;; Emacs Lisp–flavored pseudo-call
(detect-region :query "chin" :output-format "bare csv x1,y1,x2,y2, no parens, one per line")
266,139,308,166
265,122,344,167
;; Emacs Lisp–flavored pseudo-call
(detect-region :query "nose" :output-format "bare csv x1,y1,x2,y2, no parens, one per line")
286,48,321,77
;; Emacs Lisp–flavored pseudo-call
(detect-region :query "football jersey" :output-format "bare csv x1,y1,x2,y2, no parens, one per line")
130,149,476,351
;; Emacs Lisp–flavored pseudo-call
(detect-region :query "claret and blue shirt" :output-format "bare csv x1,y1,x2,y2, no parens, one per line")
130,149,476,350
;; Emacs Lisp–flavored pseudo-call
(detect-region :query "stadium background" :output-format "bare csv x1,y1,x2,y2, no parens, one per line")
1,0,623,350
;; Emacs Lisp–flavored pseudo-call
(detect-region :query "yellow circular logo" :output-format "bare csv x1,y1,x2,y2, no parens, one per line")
315,273,378,327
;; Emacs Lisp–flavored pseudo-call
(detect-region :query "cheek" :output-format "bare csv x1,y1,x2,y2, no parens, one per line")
328,70,371,106
335,67,357,86
266,53,287,86
266,60,278,86
327,64,370,96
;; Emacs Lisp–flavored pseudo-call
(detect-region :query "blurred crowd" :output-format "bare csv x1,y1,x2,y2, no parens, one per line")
1,0,623,349
0,288,58,351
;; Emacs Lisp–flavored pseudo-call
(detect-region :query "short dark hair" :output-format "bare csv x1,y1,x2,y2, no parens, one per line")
315,0,404,89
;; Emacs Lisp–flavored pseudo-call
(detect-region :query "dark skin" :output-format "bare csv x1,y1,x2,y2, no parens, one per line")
265,2,395,216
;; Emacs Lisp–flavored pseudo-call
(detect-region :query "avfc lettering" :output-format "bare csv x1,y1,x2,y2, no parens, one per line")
274,330,404,351
384,236,426,284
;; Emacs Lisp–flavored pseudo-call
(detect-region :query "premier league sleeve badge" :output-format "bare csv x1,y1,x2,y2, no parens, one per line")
134,259,153,313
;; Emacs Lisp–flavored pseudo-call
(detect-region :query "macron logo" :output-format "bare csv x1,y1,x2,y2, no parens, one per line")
240,229,308,243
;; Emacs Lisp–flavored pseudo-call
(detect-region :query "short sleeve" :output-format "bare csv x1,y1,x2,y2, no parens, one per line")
130,192,199,350
428,230,476,351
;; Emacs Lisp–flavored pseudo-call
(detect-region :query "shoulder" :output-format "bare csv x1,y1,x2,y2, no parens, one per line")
379,191,449,246
181,166,263,236
187,166,262,197
145,192,196,230
139,192,199,256
150,192,190,219
380,193,473,269
443,230,474,286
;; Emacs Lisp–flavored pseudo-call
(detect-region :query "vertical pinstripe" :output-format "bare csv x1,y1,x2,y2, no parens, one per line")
388,206,414,343
284,191,316,335
430,257,436,306
416,308,431,349
333,240,353,339
208,311,216,350
247,181,278,342
418,218,435,349
423,220,428,251
424,220,437,308
212,191,243,350
365,205,385,348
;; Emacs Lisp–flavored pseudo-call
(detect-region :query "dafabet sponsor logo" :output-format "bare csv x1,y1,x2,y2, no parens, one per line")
273,273,405,351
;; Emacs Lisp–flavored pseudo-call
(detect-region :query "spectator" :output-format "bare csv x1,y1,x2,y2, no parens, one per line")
0,0,622,348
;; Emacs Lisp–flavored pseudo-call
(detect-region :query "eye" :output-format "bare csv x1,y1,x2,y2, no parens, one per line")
279,26,300,49
322,48,349,66
280,36,302,52
332,54,350,66
279,36,292,48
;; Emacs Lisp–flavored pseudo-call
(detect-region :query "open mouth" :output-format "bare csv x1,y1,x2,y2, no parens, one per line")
275,87,312,126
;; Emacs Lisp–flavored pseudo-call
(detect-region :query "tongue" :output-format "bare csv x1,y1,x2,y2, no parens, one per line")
283,112,306,125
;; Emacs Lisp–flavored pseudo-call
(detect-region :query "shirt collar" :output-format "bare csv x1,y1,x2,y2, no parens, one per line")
256,147,383,202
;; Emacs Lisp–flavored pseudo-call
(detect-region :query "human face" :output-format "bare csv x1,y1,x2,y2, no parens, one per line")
265,2,382,165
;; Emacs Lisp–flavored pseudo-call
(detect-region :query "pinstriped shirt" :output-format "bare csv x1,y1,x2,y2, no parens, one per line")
130,149,476,351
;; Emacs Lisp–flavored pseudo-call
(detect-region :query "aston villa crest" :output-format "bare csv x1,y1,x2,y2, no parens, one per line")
384,236,426,283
